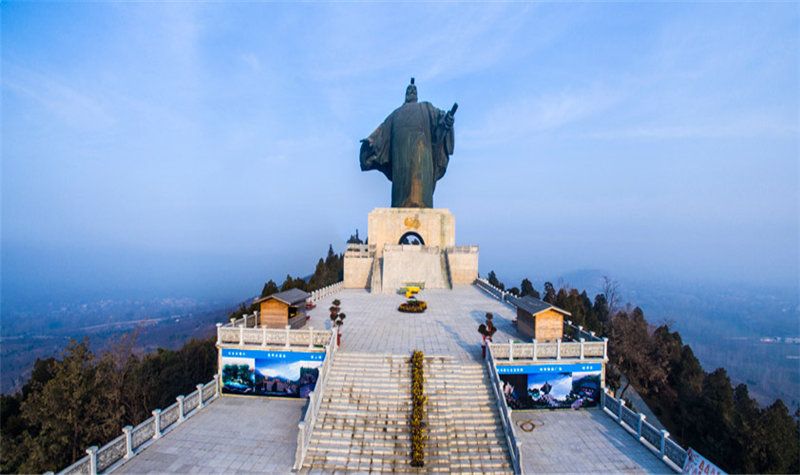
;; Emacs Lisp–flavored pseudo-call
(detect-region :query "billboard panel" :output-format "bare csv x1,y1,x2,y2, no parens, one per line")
498,363,602,409
220,349,324,398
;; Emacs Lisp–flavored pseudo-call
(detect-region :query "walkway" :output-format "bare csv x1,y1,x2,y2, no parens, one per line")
513,409,672,474
116,397,303,474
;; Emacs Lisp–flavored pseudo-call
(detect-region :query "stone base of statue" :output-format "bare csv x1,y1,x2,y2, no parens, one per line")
343,208,478,293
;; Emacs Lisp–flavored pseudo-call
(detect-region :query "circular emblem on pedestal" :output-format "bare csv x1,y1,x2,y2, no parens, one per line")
398,232,425,245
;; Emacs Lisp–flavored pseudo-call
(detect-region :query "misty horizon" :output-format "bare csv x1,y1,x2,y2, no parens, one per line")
2,3,798,312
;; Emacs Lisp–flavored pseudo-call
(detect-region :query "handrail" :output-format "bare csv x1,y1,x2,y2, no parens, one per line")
309,281,344,303
486,345,523,475
56,376,221,475
216,324,331,348
600,388,690,472
489,340,608,362
293,329,338,471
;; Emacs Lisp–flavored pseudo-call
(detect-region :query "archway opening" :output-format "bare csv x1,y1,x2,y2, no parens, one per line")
398,232,425,245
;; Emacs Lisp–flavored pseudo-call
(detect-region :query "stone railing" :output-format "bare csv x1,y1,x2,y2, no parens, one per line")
217,323,330,348
447,245,479,254
600,388,688,472
227,311,259,328
56,376,221,475
475,277,515,304
489,338,608,362
344,244,375,258
310,281,343,302
486,345,523,474
563,319,604,342
294,329,338,470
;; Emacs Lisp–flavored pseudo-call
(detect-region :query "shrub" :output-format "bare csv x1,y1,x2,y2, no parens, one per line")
410,350,427,467
399,300,427,313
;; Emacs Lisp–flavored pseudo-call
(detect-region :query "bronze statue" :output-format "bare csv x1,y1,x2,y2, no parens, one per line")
359,78,456,208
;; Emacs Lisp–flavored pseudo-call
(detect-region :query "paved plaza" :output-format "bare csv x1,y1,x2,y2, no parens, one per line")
307,286,520,362
513,409,672,474
117,397,303,474
116,285,674,474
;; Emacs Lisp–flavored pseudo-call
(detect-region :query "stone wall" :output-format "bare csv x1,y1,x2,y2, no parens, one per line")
343,244,375,289
380,245,450,293
368,208,455,257
343,255,372,289
445,246,479,285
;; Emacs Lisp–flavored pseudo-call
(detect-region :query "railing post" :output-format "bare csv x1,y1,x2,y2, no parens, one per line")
254,310,260,326
308,326,314,348
262,327,268,347
601,387,607,410
579,338,585,360
213,374,220,397
618,399,625,423
295,421,306,470
532,339,537,361
197,384,205,408
603,337,609,360
86,446,98,475
177,395,185,421
285,325,291,348
215,323,222,344
152,409,162,439
122,426,133,458
508,339,514,361
556,338,562,360
660,430,670,458
239,325,244,345
637,413,646,439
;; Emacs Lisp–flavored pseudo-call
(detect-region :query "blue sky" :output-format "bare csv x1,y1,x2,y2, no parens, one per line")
2,2,798,306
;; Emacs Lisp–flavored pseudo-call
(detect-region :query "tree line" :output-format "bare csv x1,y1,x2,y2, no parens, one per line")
0,244,343,473
487,270,800,474
227,244,344,322
0,335,216,473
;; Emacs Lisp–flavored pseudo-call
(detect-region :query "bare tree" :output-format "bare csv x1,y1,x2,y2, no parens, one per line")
601,275,621,315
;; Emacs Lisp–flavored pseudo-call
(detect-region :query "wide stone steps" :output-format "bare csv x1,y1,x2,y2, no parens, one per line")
302,354,512,474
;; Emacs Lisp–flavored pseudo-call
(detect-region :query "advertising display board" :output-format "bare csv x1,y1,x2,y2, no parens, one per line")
498,363,602,409
220,349,324,398
682,448,727,475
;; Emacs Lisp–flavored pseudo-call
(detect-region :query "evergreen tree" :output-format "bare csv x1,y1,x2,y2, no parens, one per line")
542,282,556,304
519,278,539,298
280,274,295,291
260,279,279,297
487,271,504,290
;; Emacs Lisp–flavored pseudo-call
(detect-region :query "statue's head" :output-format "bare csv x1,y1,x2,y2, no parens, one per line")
405,77,417,103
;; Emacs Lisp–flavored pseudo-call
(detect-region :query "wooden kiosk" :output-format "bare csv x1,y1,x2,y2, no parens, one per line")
254,288,310,329
515,296,571,341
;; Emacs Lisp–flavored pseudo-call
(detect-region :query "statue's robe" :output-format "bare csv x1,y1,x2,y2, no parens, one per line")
360,101,454,208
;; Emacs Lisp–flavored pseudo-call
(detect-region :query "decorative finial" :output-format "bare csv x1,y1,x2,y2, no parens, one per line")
410,77,415,85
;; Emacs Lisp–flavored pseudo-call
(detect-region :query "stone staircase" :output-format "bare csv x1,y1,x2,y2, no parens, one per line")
301,352,513,474
425,356,513,474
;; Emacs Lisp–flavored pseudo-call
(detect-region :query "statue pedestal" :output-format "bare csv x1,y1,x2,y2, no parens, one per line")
368,208,455,256
344,208,478,292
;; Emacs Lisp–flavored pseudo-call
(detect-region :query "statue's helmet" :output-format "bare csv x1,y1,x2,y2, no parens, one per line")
405,77,417,103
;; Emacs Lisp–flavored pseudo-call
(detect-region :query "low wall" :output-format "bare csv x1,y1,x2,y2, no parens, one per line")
446,246,479,285
381,245,450,292
343,254,372,289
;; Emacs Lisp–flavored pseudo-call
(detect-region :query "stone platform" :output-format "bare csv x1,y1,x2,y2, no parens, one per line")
114,284,677,474
116,397,304,474
343,208,478,292
307,286,517,362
